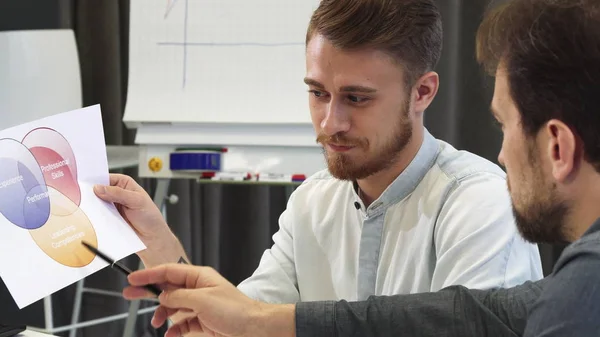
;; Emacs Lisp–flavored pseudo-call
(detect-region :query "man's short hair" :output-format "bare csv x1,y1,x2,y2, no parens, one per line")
306,0,443,86
476,0,600,171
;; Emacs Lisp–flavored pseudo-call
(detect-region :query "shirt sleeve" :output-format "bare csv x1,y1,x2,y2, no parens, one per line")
295,279,548,337
431,172,543,291
523,237,600,336
236,191,299,304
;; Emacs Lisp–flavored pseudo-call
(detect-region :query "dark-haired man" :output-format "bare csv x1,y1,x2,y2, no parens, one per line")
123,0,600,336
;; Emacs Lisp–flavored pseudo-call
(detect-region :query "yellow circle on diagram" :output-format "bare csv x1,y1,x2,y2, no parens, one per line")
28,187,97,267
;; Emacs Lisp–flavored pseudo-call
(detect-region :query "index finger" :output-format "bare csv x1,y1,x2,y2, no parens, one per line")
128,263,214,289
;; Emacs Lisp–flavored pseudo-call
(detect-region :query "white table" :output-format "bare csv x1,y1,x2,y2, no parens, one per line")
17,329,57,337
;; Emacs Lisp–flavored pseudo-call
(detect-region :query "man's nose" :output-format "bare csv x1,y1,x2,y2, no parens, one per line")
320,100,351,136
497,147,506,168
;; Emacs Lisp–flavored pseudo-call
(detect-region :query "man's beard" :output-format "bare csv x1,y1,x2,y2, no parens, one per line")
511,144,571,244
316,99,413,180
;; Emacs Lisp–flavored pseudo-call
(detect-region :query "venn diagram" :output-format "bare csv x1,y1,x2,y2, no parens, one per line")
0,127,97,267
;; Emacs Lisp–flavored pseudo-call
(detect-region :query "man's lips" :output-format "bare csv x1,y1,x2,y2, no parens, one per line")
326,143,355,152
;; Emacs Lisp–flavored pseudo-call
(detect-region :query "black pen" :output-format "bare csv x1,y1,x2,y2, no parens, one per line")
81,241,162,296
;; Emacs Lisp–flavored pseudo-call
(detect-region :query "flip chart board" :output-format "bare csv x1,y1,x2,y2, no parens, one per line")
124,0,321,127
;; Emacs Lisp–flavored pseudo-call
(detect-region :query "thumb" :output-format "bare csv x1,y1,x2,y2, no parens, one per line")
94,184,143,208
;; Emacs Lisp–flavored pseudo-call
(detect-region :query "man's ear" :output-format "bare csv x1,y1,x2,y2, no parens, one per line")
412,71,439,114
544,119,578,182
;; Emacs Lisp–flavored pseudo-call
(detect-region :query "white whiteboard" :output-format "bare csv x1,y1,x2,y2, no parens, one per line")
124,0,320,126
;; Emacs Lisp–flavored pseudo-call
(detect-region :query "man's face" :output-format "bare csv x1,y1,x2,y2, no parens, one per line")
305,34,415,180
493,69,570,243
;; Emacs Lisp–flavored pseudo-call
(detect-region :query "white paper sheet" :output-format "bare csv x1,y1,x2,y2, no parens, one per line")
0,105,146,308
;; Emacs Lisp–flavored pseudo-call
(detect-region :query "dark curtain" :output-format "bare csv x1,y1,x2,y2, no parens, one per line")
0,0,565,336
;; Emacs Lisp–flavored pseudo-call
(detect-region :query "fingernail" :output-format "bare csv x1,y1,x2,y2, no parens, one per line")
94,185,106,194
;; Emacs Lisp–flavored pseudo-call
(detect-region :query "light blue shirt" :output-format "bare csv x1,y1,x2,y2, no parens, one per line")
238,129,543,303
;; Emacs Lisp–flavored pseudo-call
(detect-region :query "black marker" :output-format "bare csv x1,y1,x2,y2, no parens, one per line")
81,241,162,296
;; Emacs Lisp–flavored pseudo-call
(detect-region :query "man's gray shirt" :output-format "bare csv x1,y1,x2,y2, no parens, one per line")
295,218,600,336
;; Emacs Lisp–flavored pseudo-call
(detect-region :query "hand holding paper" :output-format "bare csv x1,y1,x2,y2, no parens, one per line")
93,173,189,268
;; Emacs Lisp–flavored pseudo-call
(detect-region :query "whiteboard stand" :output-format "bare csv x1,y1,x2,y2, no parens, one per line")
120,0,327,334
124,0,326,181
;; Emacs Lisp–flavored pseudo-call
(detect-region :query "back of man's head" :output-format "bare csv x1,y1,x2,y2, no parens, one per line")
306,0,443,87
476,0,600,171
